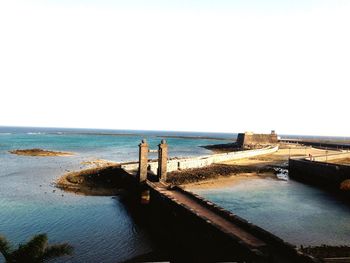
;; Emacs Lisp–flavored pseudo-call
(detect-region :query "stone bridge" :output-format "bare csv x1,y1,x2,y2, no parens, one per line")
121,141,279,177
121,140,319,263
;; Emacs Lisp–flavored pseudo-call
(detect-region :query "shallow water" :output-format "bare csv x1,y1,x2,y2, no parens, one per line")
1,127,350,262
0,127,228,263
192,177,350,246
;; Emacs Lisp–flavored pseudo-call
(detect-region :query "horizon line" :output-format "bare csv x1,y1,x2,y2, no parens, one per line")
1,125,349,139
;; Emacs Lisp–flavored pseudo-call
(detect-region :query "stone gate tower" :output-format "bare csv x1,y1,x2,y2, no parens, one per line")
138,139,149,182
158,139,168,182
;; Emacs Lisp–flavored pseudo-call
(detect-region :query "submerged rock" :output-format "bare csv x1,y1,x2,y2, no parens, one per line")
9,148,74,157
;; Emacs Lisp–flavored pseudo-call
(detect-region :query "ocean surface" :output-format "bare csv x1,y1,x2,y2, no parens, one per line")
0,127,231,263
1,126,350,262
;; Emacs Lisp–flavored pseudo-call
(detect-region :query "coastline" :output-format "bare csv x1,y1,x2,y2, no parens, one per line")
55,143,338,195
5,127,350,262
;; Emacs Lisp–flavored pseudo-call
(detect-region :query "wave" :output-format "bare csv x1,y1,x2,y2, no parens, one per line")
0,171,21,178
27,132,46,135
0,133,12,135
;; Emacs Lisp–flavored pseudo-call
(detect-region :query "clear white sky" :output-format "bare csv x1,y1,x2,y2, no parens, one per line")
0,0,349,136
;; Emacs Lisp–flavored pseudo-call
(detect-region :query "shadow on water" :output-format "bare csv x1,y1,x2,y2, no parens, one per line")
116,187,267,263
114,194,175,263
116,190,227,263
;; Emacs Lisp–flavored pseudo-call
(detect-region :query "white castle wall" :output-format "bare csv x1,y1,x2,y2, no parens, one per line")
121,145,279,174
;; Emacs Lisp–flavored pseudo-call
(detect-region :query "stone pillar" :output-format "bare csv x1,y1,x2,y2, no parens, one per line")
158,139,168,182
138,139,149,183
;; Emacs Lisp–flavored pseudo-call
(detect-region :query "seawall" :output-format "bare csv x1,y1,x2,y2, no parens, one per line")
121,145,279,174
289,158,350,190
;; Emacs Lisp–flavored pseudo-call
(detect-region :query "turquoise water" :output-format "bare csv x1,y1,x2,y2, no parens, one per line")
0,127,230,263
2,127,350,262
192,177,350,246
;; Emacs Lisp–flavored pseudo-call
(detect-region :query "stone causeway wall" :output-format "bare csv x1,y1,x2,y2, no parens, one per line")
121,145,279,174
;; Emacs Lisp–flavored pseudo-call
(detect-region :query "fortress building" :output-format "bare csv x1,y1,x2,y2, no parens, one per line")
236,130,278,149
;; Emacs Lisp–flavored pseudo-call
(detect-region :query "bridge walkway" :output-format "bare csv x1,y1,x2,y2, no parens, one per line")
149,181,266,249
146,181,319,263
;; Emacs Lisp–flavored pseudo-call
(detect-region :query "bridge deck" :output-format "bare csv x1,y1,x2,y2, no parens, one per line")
149,182,266,249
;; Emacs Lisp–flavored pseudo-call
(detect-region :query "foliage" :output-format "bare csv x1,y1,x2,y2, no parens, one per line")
0,233,73,263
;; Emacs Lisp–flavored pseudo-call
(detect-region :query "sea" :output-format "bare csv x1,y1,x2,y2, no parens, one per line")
0,126,350,262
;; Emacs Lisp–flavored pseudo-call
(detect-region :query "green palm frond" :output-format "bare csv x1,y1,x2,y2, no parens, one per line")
15,234,48,260
0,233,73,263
41,243,73,261
0,235,13,259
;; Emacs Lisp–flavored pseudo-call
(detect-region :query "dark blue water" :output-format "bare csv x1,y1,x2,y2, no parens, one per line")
0,126,232,263
192,177,350,246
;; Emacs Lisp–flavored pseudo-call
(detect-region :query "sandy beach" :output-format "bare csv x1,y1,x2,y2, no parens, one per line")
328,158,350,165
183,172,269,190
221,144,339,167
167,144,336,187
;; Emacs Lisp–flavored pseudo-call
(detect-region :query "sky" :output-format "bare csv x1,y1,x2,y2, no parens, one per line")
0,0,349,136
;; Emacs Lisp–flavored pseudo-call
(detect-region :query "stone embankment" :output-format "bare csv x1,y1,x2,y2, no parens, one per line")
121,145,279,174
289,151,350,193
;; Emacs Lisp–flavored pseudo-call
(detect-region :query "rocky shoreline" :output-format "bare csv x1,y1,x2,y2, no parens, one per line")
201,142,241,153
9,148,74,157
55,162,128,196
166,163,276,185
